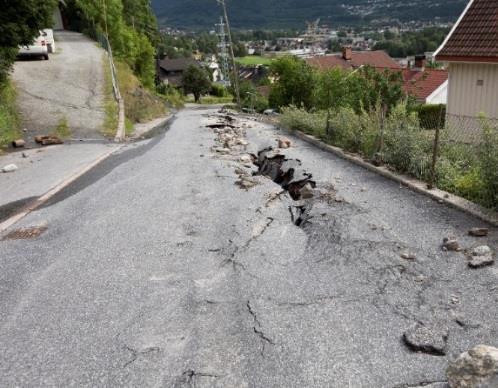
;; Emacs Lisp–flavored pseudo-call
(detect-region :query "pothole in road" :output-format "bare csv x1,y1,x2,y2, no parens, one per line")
254,146,317,227
2,224,48,240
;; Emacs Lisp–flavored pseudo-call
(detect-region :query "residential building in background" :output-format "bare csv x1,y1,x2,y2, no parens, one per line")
306,46,401,71
435,0,498,121
402,56,448,104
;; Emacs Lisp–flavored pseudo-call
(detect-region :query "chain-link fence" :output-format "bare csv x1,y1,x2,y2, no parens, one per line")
279,106,498,211
435,114,498,210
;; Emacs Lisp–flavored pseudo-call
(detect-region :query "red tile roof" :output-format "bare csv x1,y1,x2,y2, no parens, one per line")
306,51,401,71
402,69,448,102
435,0,498,63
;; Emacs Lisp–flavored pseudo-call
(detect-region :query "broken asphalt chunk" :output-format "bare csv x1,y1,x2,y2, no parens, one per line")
2,164,18,173
442,237,461,252
468,227,489,237
403,323,448,356
468,245,494,268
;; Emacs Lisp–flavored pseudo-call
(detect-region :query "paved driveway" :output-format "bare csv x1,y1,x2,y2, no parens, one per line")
0,108,496,387
12,31,106,140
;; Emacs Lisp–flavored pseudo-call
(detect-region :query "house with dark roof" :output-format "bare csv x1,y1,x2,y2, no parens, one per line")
434,0,498,120
157,57,199,87
306,46,401,71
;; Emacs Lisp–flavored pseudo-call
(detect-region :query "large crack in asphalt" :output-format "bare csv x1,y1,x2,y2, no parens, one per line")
204,112,498,384
254,146,316,227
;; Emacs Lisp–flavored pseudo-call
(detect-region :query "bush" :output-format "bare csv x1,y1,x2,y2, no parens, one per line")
416,104,446,129
383,103,433,179
210,83,228,98
280,106,327,138
478,117,498,209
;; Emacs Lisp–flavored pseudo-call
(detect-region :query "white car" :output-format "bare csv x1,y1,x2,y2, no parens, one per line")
18,31,49,60
42,29,55,53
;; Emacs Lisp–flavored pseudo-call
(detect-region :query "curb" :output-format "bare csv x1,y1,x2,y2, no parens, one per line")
0,145,124,233
280,127,498,227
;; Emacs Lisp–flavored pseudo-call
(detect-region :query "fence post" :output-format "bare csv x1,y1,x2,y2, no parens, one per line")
429,125,441,189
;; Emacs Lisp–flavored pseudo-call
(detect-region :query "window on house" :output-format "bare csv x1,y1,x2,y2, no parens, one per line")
477,79,484,86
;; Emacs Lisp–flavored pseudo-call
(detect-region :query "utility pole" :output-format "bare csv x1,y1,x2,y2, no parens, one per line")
217,0,241,109
216,17,231,87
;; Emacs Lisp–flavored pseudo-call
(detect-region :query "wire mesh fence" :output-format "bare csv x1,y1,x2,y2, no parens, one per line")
279,106,498,211
435,114,498,210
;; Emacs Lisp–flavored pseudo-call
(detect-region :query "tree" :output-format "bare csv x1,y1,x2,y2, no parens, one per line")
0,0,57,84
269,56,315,110
182,65,211,102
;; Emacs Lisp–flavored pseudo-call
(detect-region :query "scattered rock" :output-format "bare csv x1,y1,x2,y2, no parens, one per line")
468,245,494,268
235,138,248,146
214,147,230,155
401,251,417,261
35,135,63,145
443,237,461,252
403,323,448,356
236,176,258,190
239,154,253,164
12,139,26,148
447,345,498,388
2,164,18,173
472,245,492,256
468,228,489,237
22,152,29,158
277,137,292,149
414,275,427,283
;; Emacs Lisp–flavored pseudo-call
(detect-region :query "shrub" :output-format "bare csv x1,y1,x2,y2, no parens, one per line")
280,106,327,138
210,83,227,98
383,103,433,178
478,117,498,209
416,104,446,129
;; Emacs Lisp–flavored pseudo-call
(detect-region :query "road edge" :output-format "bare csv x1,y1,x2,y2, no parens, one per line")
275,125,498,227
0,145,124,233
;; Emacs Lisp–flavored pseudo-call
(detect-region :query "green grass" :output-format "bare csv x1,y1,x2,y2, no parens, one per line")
236,56,273,66
0,80,20,152
102,55,119,137
115,61,167,125
52,116,72,139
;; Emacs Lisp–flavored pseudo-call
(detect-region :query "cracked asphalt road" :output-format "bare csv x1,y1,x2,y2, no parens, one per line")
0,107,497,387
12,31,106,139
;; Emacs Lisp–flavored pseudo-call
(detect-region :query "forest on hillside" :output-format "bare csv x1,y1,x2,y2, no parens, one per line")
151,0,467,29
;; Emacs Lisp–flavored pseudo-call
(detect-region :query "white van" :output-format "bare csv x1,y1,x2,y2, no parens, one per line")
18,31,49,60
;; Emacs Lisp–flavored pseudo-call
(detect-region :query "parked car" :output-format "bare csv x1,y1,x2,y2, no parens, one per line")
17,31,49,60
42,29,55,53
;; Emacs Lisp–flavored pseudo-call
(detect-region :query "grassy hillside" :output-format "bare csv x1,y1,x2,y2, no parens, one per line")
0,81,20,151
151,0,467,29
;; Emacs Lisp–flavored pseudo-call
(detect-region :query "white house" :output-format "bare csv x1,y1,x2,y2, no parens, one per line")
434,0,498,122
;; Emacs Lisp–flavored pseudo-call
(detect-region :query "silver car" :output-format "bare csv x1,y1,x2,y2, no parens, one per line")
18,31,49,60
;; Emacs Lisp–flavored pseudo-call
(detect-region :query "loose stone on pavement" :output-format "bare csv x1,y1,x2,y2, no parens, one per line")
447,345,498,388
468,245,494,268
403,323,449,356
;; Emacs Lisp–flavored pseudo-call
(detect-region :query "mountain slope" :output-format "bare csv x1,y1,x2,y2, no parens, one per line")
152,0,467,29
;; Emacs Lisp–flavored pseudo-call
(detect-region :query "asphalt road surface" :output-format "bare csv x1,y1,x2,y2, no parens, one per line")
12,31,106,139
0,107,497,387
